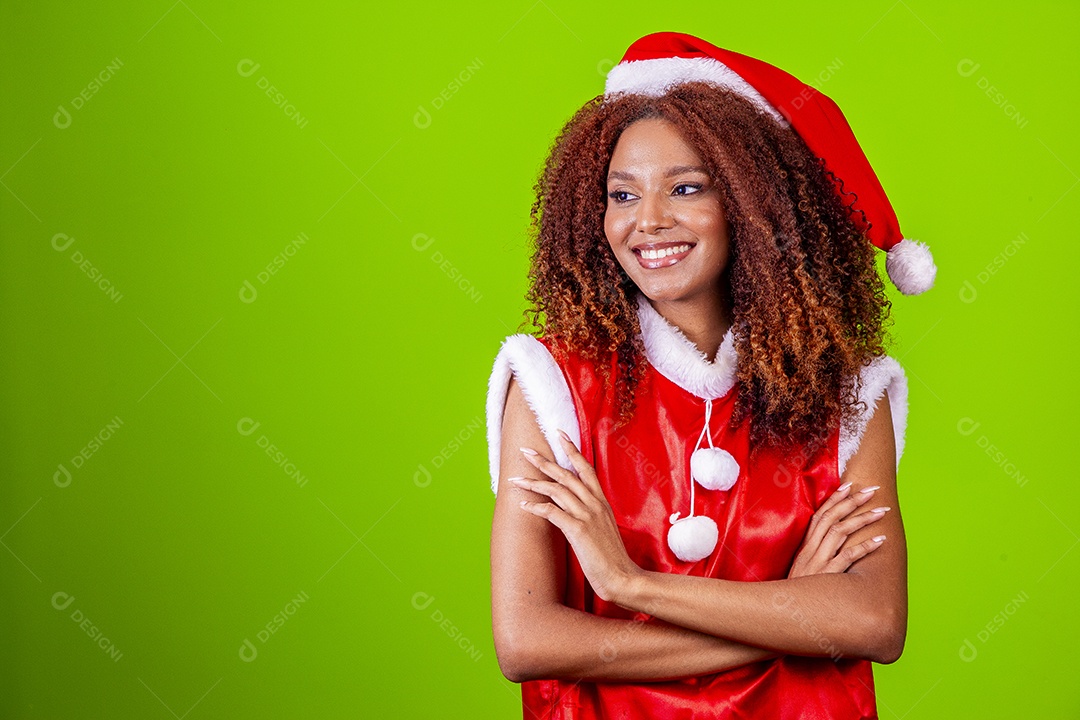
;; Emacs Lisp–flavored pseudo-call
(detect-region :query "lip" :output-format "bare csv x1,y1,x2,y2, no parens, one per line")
631,241,696,270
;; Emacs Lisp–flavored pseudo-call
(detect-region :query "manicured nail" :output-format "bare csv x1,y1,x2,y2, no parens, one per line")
837,481,852,493
557,428,571,442
872,535,886,543
508,477,526,484
871,506,891,514
520,447,538,456
519,500,528,507
859,485,881,494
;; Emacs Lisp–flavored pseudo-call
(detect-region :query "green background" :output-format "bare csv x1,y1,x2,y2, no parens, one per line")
1,1,1075,717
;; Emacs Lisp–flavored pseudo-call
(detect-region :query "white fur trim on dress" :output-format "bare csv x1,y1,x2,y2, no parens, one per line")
486,334,581,495
837,356,909,478
886,238,937,296
604,56,789,127
636,293,738,400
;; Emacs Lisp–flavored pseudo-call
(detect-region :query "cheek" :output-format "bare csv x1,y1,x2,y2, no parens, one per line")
695,209,729,245
604,207,633,242
603,213,616,243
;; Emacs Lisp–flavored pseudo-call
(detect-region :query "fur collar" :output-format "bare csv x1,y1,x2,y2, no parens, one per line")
635,292,737,400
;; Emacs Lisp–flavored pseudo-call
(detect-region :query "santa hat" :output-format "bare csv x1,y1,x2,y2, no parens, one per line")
604,31,936,296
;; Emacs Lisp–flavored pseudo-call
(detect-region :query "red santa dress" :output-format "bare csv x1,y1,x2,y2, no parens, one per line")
486,292,909,720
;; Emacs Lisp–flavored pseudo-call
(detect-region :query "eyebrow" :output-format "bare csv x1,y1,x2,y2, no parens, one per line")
607,165,710,182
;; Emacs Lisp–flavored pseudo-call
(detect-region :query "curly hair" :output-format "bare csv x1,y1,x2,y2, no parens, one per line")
522,81,894,458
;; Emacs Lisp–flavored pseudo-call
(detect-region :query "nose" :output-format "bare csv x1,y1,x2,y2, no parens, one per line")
636,191,674,234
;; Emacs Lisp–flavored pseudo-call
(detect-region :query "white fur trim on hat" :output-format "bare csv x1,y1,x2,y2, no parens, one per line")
486,335,581,495
838,355,909,477
886,238,937,296
604,56,789,127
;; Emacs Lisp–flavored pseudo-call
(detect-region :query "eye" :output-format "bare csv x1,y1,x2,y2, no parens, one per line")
607,190,638,204
673,183,702,196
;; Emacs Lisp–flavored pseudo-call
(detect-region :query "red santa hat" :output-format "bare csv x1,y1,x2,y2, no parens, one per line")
604,32,936,296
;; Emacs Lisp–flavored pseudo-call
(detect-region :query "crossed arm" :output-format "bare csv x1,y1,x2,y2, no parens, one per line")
490,376,907,684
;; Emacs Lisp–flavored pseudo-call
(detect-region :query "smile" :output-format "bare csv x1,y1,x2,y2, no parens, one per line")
632,242,694,269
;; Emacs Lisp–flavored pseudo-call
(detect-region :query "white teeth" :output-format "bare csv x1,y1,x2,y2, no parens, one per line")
639,244,691,260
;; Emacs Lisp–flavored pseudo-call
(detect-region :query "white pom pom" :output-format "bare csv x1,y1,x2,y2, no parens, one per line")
666,514,719,562
886,238,937,296
691,447,740,491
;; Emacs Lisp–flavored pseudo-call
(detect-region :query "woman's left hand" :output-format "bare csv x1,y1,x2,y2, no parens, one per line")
512,429,642,605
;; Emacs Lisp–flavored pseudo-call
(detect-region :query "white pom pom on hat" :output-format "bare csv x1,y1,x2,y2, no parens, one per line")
603,31,936,296
885,238,937,295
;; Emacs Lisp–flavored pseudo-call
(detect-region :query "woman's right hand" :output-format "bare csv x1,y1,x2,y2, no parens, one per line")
787,482,890,579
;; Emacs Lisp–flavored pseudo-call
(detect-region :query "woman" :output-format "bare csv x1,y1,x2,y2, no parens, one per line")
486,32,934,719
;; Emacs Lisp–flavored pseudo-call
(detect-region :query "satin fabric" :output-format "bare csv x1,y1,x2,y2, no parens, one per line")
522,339,878,720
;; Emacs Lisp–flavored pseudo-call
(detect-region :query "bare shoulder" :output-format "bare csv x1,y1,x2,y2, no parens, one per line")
843,392,897,485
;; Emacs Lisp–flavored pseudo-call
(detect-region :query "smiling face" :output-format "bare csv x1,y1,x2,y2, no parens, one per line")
603,116,731,309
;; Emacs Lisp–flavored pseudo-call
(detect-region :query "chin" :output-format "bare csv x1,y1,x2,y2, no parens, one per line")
635,285,688,304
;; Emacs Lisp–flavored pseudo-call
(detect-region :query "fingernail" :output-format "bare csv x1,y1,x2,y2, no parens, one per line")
557,428,570,442
871,506,891,514
872,535,886,543
508,477,526,483
859,485,880,494
837,481,852,492
520,447,538,456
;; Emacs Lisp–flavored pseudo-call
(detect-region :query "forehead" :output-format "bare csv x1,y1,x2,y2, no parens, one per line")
609,117,705,171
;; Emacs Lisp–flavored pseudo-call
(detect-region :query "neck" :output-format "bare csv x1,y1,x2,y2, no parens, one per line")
646,290,732,362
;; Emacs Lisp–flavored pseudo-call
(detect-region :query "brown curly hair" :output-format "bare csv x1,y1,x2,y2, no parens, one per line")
522,81,894,458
